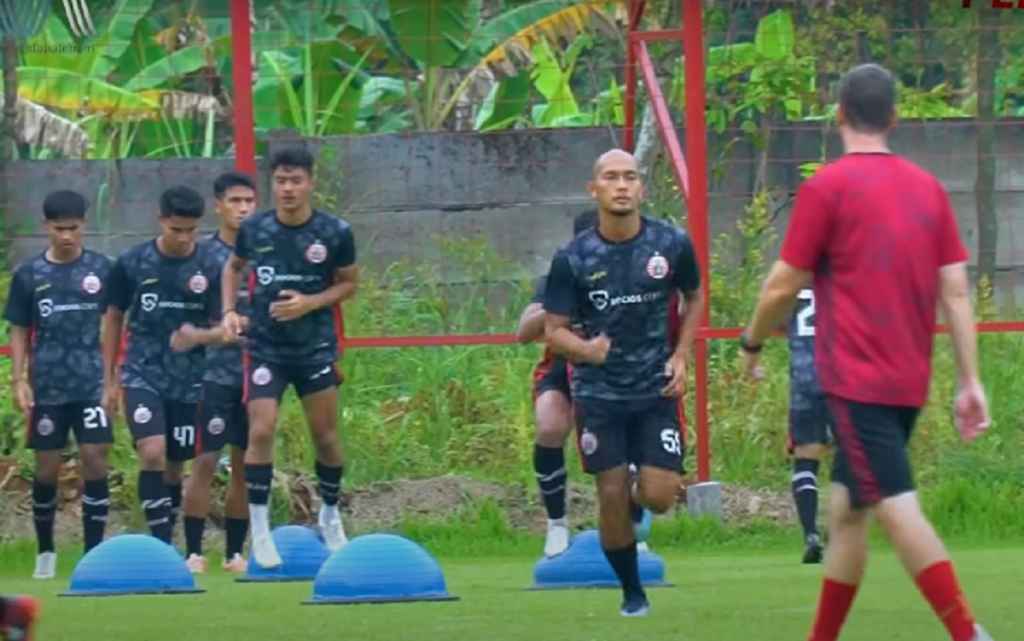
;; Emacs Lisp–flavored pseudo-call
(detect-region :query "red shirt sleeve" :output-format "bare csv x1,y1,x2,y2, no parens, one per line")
780,181,831,271
936,184,969,266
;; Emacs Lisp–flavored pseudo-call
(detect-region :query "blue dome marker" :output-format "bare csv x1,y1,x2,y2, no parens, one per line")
531,529,671,590
62,534,203,596
307,534,458,604
237,525,330,582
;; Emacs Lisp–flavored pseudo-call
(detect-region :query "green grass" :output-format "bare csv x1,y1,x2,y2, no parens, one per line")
2,543,1021,641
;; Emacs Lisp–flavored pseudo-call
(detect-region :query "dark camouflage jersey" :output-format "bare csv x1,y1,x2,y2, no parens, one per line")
234,209,355,365
3,250,112,404
544,217,700,401
200,233,250,388
109,240,214,402
788,288,822,408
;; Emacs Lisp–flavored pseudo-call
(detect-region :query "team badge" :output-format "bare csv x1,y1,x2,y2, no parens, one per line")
36,415,55,436
133,404,152,425
252,365,272,386
207,416,226,436
646,253,669,279
580,430,599,456
306,241,327,264
189,273,209,294
82,272,102,294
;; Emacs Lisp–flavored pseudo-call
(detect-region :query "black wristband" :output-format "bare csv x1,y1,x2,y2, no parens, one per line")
739,331,762,354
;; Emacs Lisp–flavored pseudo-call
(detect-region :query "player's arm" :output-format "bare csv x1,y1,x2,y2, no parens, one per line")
101,257,134,416
939,262,979,384
516,303,545,343
542,252,608,364
743,260,811,346
221,253,247,338
3,269,34,415
305,263,359,311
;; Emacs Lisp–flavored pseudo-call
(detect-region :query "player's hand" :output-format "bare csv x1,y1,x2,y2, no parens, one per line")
742,350,764,381
954,378,990,443
170,323,199,352
222,309,244,340
581,333,611,365
102,381,121,419
661,352,687,397
13,380,33,417
269,290,312,322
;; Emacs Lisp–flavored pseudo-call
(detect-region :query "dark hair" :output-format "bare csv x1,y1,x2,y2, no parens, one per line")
573,209,598,235
213,171,257,199
42,190,88,221
270,147,315,175
159,185,205,219
839,63,896,133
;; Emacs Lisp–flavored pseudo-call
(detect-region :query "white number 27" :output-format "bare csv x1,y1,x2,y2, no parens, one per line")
796,289,815,337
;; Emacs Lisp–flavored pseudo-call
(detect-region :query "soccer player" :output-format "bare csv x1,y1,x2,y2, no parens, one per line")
740,64,993,641
786,287,831,563
103,186,210,544
3,191,113,578
517,211,597,558
173,172,257,573
221,147,358,568
544,149,702,616
0,595,38,640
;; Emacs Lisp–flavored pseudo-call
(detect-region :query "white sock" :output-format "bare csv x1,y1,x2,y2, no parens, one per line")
319,504,339,522
548,517,567,529
250,504,270,536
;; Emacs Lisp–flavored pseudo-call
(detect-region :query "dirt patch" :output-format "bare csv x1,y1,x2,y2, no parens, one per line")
717,483,797,525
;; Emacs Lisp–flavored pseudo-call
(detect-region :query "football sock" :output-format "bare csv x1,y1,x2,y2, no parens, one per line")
915,561,976,641
32,481,57,554
807,578,858,641
139,470,172,543
533,445,567,521
315,462,343,508
792,458,820,537
603,541,645,600
82,478,110,552
184,516,205,557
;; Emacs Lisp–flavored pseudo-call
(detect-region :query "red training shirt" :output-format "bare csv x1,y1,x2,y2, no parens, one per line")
780,153,968,408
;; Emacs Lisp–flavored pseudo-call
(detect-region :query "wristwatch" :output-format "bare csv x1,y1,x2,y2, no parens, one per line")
738,331,762,354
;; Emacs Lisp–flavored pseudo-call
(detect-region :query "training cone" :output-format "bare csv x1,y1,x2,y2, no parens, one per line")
306,534,457,604
238,525,330,582
531,529,670,590
62,534,203,597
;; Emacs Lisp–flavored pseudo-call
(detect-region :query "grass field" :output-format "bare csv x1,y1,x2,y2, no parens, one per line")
2,537,1021,641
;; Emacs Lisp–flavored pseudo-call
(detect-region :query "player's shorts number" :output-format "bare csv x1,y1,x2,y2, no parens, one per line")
173,424,195,449
83,406,108,430
660,428,682,456
796,289,815,337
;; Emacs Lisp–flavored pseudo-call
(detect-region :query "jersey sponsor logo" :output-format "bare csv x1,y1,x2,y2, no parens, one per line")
255,265,318,286
256,266,275,286
252,365,272,386
646,253,669,279
37,298,99,317
588,289,665,311
306,241,327,264
207,416,226,436
140,293,159,312
36,415,55,436
133,404,153,425
38,298,53,317
82,273,102,294
188,273,209,294
580,430,599,456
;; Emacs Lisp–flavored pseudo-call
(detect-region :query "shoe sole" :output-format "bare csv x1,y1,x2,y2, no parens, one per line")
620,606,650,618
802,546,823,564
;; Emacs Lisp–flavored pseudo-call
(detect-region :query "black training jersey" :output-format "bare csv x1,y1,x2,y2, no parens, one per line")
234,209,355,365
109,240,213,402
788,288,821,396
3,250,112,404
544,217,700,401
200,233,250,388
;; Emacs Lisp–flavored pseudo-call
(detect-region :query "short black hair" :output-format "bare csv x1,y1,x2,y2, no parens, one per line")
573,209,597,235
213,171,257,199
42,190,88,221
270,147,315,175
839,63,895,133
159,185,205,218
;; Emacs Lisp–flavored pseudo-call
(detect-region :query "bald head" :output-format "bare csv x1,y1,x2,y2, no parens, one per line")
593,149,639,178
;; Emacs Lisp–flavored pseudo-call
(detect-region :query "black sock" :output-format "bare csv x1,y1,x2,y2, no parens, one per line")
533,445,567,520
32,480,57,554
184,516,205,557
167,482,182,532
315,461,343,507
245,464,273,505
225,517,249,557
603,541,645,600
82,478,110,552
792,458,821,538
138,470,172,543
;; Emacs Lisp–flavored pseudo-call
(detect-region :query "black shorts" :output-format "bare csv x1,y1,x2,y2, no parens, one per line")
27,402,113,451
573,396,684,474
123,388,199,462
244,359,341,402
532,357,570,402
826,395,920,509
197,383,248,453
789,387,833,451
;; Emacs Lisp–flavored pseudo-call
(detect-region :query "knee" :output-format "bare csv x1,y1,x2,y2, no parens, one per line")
535,421,570,449
310,423,339,450
639,482,678,514
78,446,110,479
136,439,166,469
34,458,61,485
247,419,275,447
191,453,218,479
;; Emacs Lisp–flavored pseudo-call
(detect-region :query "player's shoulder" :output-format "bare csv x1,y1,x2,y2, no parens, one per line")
9,252,44,283
643,216,691,249
81,249,114,273
241,209,276,232
313,209,352,235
